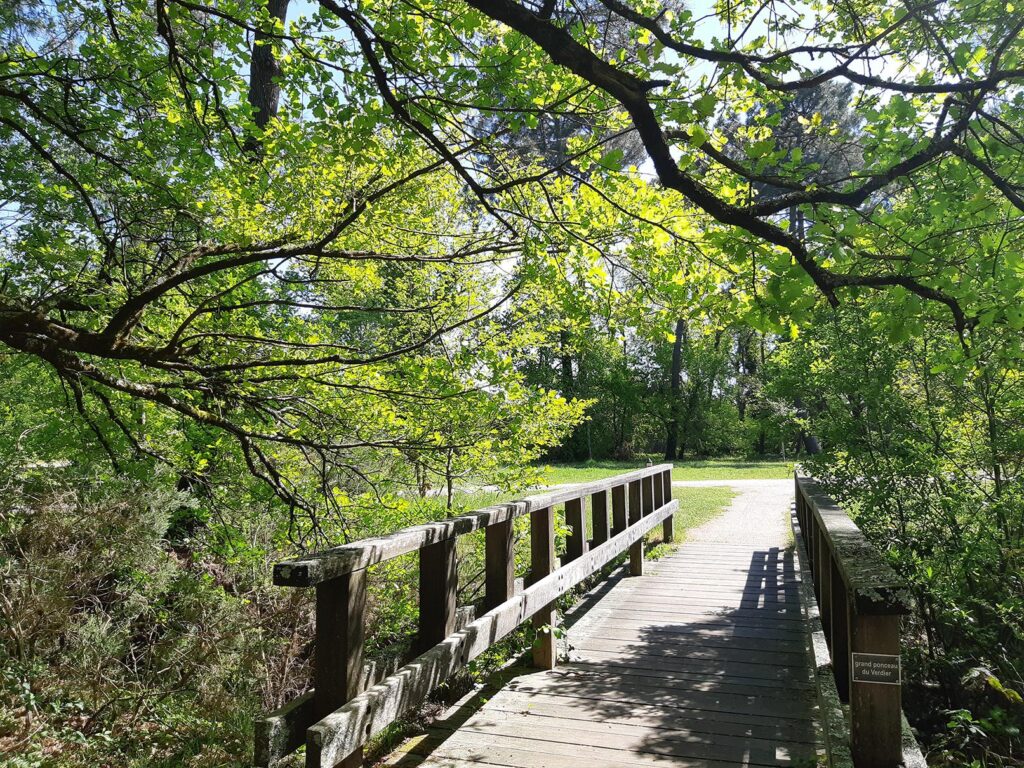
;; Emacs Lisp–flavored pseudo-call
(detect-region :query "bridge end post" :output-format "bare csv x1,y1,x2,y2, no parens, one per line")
565,497,588,561
611,484,627,535
417,538,458,654
591,490,609,546
850,608,904,766
484,518,515,611
660,468,674,543
314,571,366,768
530,505,557,669
628,479,644,576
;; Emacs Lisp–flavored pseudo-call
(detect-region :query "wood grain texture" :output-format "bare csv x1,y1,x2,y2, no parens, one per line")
275,465,673,586
306,501,680,768
380,506,825,768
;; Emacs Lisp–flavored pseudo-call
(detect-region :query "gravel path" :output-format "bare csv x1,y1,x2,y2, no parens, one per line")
674,478,794,547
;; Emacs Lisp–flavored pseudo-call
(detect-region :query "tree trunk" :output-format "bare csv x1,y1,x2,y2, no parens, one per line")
559,329,574,396
665,318,685,460
245,0,291,154
794,397,822,454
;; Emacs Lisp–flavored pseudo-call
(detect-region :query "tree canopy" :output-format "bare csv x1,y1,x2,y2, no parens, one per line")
2,0,1023,511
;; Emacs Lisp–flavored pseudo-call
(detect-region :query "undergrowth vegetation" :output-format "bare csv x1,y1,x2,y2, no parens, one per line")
0,465,733,767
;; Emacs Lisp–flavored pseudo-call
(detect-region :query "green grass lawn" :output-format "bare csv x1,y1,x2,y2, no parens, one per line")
454,482,735,551
538,457,794,485
660,485,735,544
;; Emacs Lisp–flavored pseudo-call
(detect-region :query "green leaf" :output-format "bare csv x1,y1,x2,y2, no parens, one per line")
597,148,625,170
693,93,717,118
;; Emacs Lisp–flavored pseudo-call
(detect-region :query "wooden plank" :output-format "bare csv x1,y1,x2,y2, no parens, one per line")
568,649,814,683
314,571,366,767
628,479,642,523
611,484,626,535
628,480,643,576
572,636,811,666
255,691,314,767
546,663,816,697
591,490,609,546
577,627,809,655
831,556,851,702
564,498,587,562
447,713,819,765
598,594,804,615
850,612,903,766
612,578,803,593
530,506,556,669
420,730,805,768
464,689,820,742
661,469,674,543
508,672,815,716
256,654,419,766
477,686,819,735
581,607,808,633
559,660,815,694
418,538,458,654
275,464,672,586
305,501,679,767
795,474,910,612
484,519,515,611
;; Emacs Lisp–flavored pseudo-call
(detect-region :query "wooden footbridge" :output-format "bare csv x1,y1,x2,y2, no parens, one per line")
256,467,926,768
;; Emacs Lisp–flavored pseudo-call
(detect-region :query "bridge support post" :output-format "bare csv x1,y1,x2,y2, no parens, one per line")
661,469,674,543
817,531,832,638
849,610,903,766
565,497,588,561
628,480,644,576
831,559,851,701
611,484,627,536
531,506,557,669
591,490,609,546
485,518,515,611
315,571,366,767
417,538,458,655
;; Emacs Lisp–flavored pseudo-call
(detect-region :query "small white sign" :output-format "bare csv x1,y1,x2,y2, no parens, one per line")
852,652,901,685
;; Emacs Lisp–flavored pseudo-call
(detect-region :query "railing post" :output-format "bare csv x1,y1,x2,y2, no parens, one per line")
530,506,557,669
806,510,816,575
484,518,515,610
818,541,833,647
565,497,588,561
642,474,654,516
849,609,903,766
814,526,826,603
417,538,457,654
611,484,627,535
628,479,644,576
832,563,851,702
315,571,366,767
591,490,609,546
661,469,674,543
794,474,801,532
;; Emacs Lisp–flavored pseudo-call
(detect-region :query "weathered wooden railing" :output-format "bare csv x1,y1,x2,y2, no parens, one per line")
256,464,675,768
795,473,914,767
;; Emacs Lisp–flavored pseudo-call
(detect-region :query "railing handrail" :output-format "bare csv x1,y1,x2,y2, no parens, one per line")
793,471,922,768
794,473,910,613
274,463,674,586
308,496,679,767
257,464,676,767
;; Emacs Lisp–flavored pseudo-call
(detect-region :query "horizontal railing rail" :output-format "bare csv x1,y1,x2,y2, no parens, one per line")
794,472,915,768
256,464,675,767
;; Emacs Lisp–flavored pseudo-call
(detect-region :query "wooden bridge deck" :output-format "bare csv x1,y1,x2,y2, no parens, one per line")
385,502,823,768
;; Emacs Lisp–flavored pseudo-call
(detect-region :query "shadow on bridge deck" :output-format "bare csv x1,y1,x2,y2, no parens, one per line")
383,542,823,768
